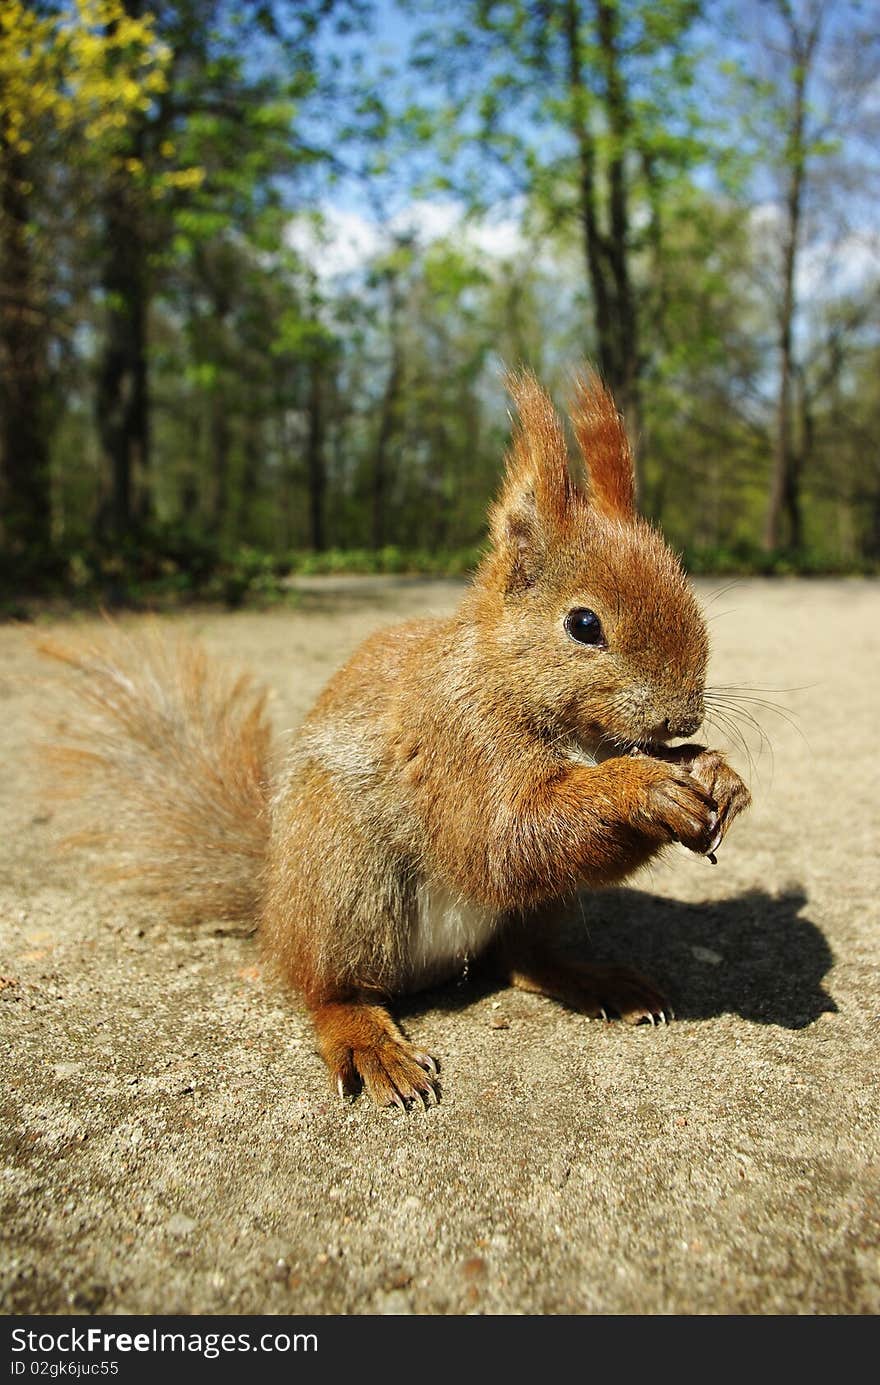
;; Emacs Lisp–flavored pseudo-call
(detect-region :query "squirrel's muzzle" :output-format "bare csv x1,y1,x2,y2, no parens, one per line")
664,708,704,739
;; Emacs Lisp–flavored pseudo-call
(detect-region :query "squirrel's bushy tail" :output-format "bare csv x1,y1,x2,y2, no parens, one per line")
40,626,273,926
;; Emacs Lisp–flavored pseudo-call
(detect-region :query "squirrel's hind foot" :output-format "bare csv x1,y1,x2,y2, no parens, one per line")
506,951,674,1027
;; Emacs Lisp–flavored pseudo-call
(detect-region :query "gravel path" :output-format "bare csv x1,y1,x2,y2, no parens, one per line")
1,577,878,1315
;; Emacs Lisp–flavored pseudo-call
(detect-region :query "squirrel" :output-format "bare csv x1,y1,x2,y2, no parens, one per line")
42,369,751,1108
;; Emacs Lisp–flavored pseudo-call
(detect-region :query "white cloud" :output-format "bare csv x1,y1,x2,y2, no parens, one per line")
390,200,463,243
285,206,383,278
286,198,527,280
749,201,880,302
797,230,880,301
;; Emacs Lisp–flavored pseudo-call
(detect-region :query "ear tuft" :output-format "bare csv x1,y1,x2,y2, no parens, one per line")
570,369,635,520
503,368,574,528
487,370,576,591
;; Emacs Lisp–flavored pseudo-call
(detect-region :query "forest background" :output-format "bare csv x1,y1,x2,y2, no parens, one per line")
1,0,878,608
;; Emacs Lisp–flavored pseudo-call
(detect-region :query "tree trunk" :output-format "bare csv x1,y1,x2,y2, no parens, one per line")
275,396,294,551
763,158,804,551
596,0,640,453
209,386,230,540
372,354,401,551
0,141,52,555
203,273,232,542
96,159,150,543
305,355,326,552
180,413,201,524
372,278,403,551
867,490,880,562
564,1,613,373
762,8,819,553
564,0,642,494
237,418,262,544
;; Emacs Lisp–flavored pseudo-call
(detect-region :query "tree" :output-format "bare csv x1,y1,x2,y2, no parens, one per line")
93,1,276,540
726,0,880,551
90,0,373,545
0,0,169,559
407,0,704,495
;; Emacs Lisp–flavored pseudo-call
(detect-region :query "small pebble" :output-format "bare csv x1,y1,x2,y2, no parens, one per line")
549,1157,570,1189
166,1213,196,1238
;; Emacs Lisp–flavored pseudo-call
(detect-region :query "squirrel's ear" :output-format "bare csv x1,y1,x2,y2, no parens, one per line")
570,369,635,520
488,370,576,592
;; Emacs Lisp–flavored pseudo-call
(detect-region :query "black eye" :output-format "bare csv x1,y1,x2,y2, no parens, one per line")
565,608,605,647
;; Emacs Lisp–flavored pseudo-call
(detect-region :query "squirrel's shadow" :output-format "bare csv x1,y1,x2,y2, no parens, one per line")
405,886,836,1031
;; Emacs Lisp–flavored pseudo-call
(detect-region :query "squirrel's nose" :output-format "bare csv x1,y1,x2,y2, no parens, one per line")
665,711,703,739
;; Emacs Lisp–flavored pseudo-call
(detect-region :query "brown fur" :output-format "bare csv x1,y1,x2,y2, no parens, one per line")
43,370,751,1108
40,625,272,923
569,367,636,520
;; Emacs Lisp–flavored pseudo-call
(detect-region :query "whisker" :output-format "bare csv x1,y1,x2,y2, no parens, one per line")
706,689,802,725
704,709,762,782
707,682,817,696
701,579,744,608
710,695,776,740
706,694,796,723
716,694,779,757
717,704,774,757
706,692,810,749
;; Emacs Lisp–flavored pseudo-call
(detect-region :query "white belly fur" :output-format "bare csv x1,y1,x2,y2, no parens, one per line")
402,739,616,989
406,883,498,988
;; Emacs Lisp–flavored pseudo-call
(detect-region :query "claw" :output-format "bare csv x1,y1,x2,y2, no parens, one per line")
667,1006,676,1021
599,1007,608,1021
657,1011,667,1026
415,1052,438,1077
337,1076,347,1100
645,1012,656,1027
390,1091,406,1112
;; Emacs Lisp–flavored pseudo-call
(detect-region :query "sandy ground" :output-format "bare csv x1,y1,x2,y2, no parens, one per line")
1,576,878,1316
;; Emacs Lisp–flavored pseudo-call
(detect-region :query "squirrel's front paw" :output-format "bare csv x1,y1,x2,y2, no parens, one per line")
641,763,719,855
313,1001,440,1110
687,750,751,849
338,1036,440,1110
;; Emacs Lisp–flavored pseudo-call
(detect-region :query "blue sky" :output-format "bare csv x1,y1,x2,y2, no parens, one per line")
296,0,879,312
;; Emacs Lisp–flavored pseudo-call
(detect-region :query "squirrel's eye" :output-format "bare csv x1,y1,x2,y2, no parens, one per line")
565,608,605,647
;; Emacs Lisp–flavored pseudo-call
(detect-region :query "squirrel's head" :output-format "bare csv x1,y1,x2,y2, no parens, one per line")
471,369,709,755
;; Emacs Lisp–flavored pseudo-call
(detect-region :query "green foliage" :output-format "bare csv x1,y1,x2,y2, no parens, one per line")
2,0,878,610
0,532,487,616
683,544,879,578
7,533,875,623
287,546,484,577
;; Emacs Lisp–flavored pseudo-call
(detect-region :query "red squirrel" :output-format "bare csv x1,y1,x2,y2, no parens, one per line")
44,370,750,1108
